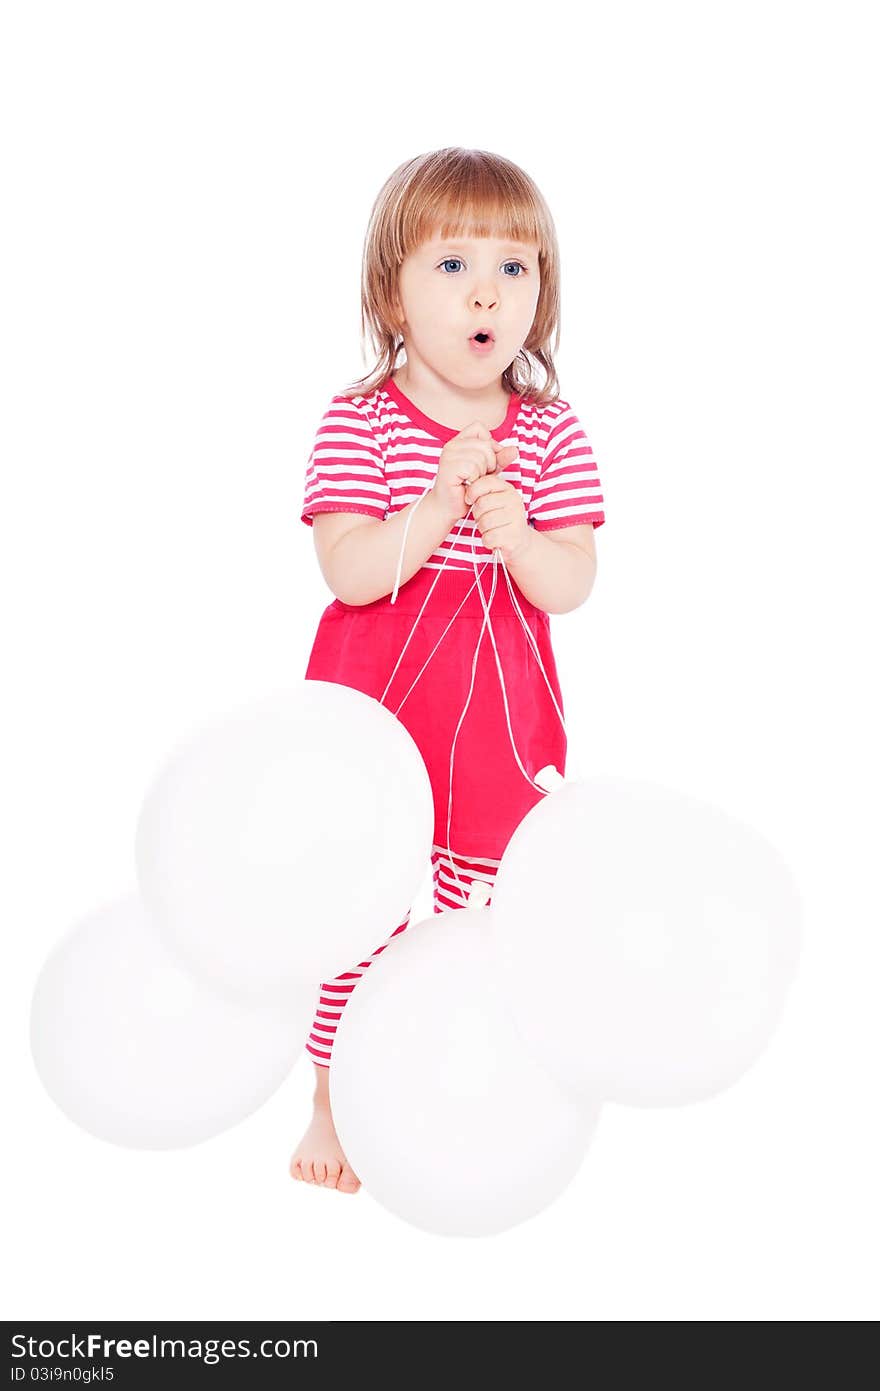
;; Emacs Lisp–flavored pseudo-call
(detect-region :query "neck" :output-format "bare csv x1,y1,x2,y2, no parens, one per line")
393,365,511,432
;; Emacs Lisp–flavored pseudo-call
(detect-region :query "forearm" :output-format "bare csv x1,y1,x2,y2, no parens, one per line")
326,489,460,606
505,526,596,614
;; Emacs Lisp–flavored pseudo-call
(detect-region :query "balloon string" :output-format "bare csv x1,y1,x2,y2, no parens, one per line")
377,469,568,908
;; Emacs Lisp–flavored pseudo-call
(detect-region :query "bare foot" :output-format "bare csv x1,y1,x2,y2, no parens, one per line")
289,1102,361,1194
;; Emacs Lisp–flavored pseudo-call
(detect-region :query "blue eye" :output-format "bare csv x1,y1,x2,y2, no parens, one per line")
438,259,527,276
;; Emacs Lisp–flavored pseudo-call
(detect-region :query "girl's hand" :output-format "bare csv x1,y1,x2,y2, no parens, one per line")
464,472,532,567
431,421,520,524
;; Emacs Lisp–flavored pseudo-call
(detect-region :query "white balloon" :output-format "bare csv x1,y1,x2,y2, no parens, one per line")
30,894,313,1149
330,898,601,1237
135,683,434,1000
489,775,805,1107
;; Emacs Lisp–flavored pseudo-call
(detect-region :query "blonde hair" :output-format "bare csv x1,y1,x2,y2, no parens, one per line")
340,147,562,406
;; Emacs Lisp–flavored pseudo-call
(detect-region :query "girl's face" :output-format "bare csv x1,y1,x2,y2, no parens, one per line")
393,232,541,389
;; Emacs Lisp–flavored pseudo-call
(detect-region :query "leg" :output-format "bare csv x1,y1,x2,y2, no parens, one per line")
290,906,413,1192
289,1060,362,1192
305,908,413,1067
290,850,501,1192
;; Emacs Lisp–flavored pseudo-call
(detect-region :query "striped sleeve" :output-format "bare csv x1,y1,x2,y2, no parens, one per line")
301,395,391,527
529,402,606,530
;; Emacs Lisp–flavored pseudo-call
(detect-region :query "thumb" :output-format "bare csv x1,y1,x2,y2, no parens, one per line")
492,442,521,470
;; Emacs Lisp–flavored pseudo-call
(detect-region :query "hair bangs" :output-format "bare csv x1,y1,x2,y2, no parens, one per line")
401,183,547,261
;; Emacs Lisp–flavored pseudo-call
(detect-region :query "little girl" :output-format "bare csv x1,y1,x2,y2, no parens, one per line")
289,147,606,1193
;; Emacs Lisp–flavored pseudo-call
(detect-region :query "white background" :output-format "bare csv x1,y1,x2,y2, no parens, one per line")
2,0,877,1321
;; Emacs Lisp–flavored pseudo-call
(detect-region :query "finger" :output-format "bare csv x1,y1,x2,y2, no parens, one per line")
465,475,512,503
473,508,512,534
480,442,500,475
459,442,498,482
456,458,489,487
457,421,493,441
474,494,512,515
458,440,497,474
475,459,509,490
493,443,520,471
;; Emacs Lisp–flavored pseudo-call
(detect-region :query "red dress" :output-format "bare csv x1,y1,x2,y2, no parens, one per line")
304,558,567,862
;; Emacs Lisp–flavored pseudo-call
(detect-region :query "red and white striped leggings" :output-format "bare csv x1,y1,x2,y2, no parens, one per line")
306,845,500,1068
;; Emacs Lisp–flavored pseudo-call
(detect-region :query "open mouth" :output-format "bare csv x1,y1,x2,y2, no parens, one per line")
468,329,495,352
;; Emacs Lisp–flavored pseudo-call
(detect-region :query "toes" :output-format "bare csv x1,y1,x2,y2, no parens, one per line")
337,1165,361,1193
290,1155,354,1191
323,1161,342,1188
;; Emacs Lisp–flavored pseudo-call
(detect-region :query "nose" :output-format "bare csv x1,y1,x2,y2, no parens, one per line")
471,281,498,312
